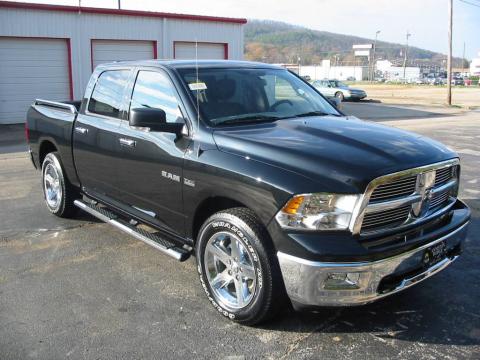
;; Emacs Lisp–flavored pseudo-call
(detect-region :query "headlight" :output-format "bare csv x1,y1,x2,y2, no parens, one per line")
275,193,360,231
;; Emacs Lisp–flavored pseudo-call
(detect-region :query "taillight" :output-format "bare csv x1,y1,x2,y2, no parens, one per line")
24,121,30,143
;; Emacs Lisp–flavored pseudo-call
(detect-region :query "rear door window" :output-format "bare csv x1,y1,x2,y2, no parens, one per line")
88,70,130,118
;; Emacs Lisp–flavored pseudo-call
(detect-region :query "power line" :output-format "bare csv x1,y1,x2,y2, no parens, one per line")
459,0,480,8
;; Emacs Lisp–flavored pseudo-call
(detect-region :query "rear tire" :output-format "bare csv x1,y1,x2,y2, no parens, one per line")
196,207,286,325
335,91,345,101
41,152,79,218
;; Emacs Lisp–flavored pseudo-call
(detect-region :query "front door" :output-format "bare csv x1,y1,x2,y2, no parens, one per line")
115,69,190,234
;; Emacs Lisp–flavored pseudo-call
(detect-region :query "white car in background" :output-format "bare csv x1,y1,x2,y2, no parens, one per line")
312,79,367,101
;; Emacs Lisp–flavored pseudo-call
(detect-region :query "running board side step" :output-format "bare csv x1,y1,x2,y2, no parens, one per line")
74,200,190,261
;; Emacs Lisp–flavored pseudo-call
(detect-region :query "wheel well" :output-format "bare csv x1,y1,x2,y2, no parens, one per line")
192,196,246,242
39,141,57,165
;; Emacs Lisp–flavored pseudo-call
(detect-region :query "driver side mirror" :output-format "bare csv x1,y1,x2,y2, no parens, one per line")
129,108,185,135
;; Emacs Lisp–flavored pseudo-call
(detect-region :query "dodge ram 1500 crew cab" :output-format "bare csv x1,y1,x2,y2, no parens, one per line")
26,60,470,325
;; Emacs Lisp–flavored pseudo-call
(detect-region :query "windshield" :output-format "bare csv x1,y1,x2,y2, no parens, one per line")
177,67,340,127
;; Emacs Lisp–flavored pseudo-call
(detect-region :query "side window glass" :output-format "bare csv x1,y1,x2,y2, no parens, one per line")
129,71,183,124
88,70,129,118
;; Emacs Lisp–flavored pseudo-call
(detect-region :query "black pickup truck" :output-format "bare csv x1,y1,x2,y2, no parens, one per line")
26,60,470,325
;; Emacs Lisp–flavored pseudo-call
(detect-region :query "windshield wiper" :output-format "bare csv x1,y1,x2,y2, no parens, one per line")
214,114,281,126
293,111,341,118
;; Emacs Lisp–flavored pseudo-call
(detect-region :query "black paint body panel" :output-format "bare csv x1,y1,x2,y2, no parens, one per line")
26,60,465,262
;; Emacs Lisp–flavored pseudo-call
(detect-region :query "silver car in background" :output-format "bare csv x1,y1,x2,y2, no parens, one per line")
312,79,367,101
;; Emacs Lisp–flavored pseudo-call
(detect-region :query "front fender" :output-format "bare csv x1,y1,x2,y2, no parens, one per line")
182,148,320,238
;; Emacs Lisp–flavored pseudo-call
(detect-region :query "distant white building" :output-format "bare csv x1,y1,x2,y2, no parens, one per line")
299,60,365,81
470,51,480,76
376,60,420,81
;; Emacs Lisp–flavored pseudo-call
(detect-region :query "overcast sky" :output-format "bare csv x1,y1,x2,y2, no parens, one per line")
14,0,480,59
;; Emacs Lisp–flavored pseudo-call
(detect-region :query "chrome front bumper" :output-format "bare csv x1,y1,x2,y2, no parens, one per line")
277,221,469,307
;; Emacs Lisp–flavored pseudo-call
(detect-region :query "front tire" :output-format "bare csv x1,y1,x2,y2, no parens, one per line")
41,152,79,218
335,91,345,101
196,208,286,325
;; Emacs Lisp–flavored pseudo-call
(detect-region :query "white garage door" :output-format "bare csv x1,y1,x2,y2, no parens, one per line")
174,42,226,60
0,37,71,124
91,40,155,69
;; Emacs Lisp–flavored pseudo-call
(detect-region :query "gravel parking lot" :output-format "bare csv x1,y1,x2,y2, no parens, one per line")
356,84,480,109
1,104,479,359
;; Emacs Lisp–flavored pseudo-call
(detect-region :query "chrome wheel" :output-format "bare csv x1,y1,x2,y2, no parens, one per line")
43,162,62,210
205,231,257,309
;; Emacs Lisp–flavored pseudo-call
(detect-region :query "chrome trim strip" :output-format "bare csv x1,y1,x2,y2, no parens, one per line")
365,194,421,213
430,179,457,195
277,220,469,307
350,158,459,235
34,99,77,114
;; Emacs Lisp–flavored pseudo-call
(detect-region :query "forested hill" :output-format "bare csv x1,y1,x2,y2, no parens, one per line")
244,20,461,66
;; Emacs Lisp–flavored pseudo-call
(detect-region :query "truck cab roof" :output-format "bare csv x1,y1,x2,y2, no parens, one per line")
95,59,284,70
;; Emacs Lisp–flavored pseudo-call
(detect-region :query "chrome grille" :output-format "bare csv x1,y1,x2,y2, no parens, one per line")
355,160,459,235
429,189,450,210
362,205,411,231
434,166,454,186
370,175,417,201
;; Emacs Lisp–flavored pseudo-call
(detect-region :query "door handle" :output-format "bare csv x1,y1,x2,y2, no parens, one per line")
119,138,136,147
75,127,88,135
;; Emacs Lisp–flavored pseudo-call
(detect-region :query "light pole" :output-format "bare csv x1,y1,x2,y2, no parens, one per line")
447,0,452,105
371,30,381,81
402,31,411,83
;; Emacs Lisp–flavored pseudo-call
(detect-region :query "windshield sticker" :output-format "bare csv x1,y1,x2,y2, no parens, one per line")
189,82,207,91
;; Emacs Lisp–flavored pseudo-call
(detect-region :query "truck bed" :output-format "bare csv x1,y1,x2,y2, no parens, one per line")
26,99,81,186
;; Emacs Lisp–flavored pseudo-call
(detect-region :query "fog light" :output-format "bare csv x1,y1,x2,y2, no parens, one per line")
324,272,361,290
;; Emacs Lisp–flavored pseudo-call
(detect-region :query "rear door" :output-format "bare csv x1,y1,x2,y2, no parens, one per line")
114,68,190,234
73,69,132,200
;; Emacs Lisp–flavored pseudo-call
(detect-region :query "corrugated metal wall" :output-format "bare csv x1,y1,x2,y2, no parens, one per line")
0,7,244,100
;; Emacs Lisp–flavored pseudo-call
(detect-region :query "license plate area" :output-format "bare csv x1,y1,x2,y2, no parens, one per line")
423,240,447,267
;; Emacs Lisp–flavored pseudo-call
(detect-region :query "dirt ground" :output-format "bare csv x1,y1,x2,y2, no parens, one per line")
359,84,480,108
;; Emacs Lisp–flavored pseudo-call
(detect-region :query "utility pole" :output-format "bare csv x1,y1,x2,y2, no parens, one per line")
402,31,411,83
371,30,381,81
462,42,466,76
118,0,121,9
447,0,453,105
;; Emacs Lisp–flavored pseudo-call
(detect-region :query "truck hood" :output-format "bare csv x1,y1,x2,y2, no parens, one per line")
212,116,456,193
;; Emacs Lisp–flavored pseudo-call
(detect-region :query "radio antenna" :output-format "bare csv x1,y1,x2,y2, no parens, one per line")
195,39,200,133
